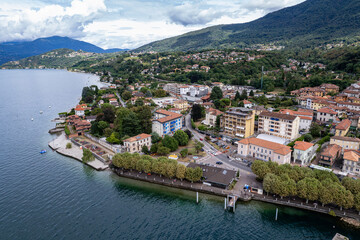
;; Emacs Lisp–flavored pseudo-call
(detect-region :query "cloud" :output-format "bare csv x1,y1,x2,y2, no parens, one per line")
168,3,226,26
239,0,305,12
0,0,106,42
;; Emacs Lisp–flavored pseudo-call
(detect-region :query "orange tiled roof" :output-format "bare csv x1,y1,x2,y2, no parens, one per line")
124,133,152,143
154,109,183,123
238,138,292,155
343,150,360,162
335,119,351,130
321,144,342,158
294,141,314,151
317,107,337,115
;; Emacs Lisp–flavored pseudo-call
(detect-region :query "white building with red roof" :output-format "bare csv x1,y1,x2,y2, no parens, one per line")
293,141,316,166
237,138,292,165
279,109,313,131
316,107,337,123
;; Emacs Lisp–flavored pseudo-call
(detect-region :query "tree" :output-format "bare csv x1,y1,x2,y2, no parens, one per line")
191,104,204,121
249,90,254,97
162,135,179,152
166,162,177,179
106,132,121,144
66,142,72,149
121,90,132,100
173,130,189,146
354,193,360,214
184,129,192,140
319,185,333,207
310,123,321,138
240,89,248,100
82,148,95,163
151,132,162,143
193,167,203,182
176,164,186,180
157,146,170,156
150,143,158,153
194,140,204,153
145,90,152,98
235,91,241,101
263,173,281,194
185,167,195,183
303,134,313,142
297,177,320,203
135,98,144,107
215,115,222,130
210,86,223,100
342,177,360,195
251,160,271,180
122,112,142,136
142,145,149,154
180,149,188,158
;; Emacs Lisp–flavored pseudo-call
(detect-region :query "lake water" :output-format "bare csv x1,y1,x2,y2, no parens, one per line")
0,69,360,240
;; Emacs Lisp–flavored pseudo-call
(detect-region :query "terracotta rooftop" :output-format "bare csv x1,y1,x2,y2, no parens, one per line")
259,111,297,121
343,150,360,162
154,109,183,123
238,138,292,155
124,133,152,143
293,141,314,151
335,119,351,130
207,107,223,116
331,136,360,142
317,107,337,115
321,144,342,158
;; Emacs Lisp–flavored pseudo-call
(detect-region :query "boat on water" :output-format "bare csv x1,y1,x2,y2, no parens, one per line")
39,111,43,114
40,150,47,154
31,118,34,121
48,106,51,108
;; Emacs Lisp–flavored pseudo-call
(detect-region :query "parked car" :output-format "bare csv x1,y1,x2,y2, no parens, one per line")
216,161,223,165
199,138,203,141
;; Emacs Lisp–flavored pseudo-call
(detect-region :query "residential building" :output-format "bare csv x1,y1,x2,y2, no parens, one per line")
152,97,178,108
320,83,339,94
173,100,189,111
335,119,351,136
152,109,183,137
330,136,360,153
279,109,313,131
204,108,223,127
242,100,253,108
123,133,152,153
316,107,337,123
258,111,300,140
237,138,292,165
293,141,316,166
319,144,342,167
223,107,255,138
342,150,360,176
189,85,208,97
74,104,90,117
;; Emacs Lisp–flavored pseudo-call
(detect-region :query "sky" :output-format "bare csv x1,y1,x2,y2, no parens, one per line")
0,0,305,50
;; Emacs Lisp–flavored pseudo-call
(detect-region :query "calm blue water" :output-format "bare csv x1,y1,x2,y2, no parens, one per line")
0,69,360,240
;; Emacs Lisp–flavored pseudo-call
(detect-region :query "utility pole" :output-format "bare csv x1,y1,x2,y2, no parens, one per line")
261,66,264,90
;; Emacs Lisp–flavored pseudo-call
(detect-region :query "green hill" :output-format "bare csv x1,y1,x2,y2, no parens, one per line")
136,0,360,52
0,49,116,69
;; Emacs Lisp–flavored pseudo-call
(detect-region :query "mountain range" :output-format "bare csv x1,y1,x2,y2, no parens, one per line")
0,36,127,65
137,0,360,52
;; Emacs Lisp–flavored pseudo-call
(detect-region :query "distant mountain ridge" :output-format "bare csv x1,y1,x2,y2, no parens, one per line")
136,0,360,52
0,36,127,65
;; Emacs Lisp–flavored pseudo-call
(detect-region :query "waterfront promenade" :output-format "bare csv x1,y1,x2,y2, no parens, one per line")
49,133,108,170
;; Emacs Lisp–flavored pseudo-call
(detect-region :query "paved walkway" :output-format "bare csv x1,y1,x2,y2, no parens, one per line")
49,133,108,170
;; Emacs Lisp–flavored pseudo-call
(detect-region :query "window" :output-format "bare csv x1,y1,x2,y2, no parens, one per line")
278,156,280,159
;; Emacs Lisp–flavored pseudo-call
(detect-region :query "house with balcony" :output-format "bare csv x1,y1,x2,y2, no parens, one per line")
223,107,255,138
293,141,316,166
316,107,337,123
258,111,300,140
152,109,183,137
319,144,342,167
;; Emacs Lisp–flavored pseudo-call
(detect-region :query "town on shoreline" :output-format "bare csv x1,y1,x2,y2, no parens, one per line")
45,49,360,227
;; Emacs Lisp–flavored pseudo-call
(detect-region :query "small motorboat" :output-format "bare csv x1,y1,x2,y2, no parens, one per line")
31,118,34,121
40,150,47,154
48,106,51,108
39,111,43,114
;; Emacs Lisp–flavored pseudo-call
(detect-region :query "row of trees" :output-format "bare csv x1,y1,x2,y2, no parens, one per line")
251,160,360,211
112,153,203,182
